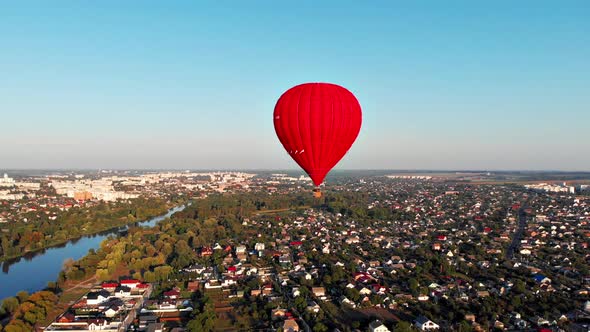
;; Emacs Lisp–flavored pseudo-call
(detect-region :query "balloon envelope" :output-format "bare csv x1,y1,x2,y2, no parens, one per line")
273,83,362,186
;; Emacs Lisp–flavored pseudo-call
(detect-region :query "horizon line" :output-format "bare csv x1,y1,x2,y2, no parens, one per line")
1,168,590,173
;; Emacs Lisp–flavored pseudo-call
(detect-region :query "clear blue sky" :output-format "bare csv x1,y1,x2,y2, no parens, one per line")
1,1,589,170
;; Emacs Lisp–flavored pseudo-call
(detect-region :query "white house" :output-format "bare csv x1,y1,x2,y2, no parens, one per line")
86,290,110,305
415,316,440,330
368,320,391,332
104,306,120,318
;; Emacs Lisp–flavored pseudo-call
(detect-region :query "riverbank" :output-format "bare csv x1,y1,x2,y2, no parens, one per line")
0,204,187,300
0,198,179,263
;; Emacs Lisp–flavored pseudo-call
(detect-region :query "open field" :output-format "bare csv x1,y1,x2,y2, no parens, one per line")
253,205,310,216
469,179,590,185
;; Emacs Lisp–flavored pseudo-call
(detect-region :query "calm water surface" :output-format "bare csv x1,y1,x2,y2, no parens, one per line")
0,205,185,300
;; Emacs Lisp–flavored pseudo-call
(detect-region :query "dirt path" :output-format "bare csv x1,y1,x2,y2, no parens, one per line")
61,275,97,292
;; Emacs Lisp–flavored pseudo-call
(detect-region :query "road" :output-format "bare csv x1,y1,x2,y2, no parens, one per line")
506,205,528,260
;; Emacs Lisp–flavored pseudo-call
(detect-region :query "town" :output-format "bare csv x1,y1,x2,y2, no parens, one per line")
1,172,589,331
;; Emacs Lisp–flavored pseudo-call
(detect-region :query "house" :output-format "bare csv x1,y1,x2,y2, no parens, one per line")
262,284,273,296
312,287,326,297
369,260,380,268
476,291,490,298
531,316,550,327
114,286,131,297
271,308,288,320
414,316,439,330
137,283,150,292
104,305,120,318
372,284,388,294
187,281,201,292
533,274,552,284
120,279,141,289
339,296,356,308
368,320,391,332
163,288,181,300
283,319,300,332
87,319,110,330
201,246,213,256
57,312,75,323
359,287,372,296
306,301,320,313
101,282,119,291
86,290,110,305
279,254,291,265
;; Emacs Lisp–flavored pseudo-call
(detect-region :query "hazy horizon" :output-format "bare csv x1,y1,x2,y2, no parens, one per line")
2,168,590,173
1,1,589,171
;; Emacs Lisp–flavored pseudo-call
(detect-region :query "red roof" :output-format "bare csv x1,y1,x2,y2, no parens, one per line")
290,241,303,246
102,283,119,288
120,279,140,284
228,266,237,272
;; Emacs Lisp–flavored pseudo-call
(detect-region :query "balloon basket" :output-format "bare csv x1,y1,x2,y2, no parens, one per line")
313,188,322,198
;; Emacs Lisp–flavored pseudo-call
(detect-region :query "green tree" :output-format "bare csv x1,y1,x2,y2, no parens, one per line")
1,297,19,315
313,322,328,332
4,319,30,332
187,302,216,332
408,278,419,294
16,291,28,304
395,321,413,332
458,321,473,332
514,280,526,294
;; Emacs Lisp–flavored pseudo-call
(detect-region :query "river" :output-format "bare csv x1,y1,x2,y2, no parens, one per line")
0,205,186,300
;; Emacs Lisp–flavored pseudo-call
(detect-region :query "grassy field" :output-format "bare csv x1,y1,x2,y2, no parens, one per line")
253,205,310,216
469,179,590,185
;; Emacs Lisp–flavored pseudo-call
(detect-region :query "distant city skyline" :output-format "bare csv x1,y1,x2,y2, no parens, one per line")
1,1,589,171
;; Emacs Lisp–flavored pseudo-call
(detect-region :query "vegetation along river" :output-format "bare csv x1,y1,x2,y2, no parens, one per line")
0,205,186,300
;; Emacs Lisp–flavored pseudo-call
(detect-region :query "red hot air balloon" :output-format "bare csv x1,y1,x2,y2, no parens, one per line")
273,83,362,195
